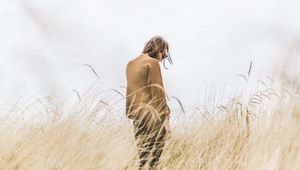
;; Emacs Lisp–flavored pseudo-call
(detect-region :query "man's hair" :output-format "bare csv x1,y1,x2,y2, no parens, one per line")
142,36,173,69
142,36,169,58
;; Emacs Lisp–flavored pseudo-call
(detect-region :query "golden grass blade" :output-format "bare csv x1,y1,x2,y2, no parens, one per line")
83,64,100,79
111,89,125,99
248,61,252,77
72,89,82,101
171,96,185,114
237,74,248,82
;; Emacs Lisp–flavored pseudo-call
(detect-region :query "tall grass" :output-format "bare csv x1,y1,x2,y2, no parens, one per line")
1,66,300,169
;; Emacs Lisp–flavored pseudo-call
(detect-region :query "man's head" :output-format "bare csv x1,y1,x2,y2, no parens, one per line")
142,36,173,68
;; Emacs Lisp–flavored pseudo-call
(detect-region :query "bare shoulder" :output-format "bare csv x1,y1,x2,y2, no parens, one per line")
127,54,160,70
146,58,160,69
140,55,159,67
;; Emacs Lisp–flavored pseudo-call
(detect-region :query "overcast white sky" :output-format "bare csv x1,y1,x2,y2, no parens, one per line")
1,0,300,109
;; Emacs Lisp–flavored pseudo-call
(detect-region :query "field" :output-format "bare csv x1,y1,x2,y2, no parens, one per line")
0,64,300,170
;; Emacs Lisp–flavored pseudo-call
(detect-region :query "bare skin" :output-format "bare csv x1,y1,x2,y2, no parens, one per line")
143,49,172,139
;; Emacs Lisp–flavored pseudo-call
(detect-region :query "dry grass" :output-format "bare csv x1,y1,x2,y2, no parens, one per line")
1,69,300,169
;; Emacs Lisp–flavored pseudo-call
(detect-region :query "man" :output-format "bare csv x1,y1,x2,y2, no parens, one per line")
126,36,172,169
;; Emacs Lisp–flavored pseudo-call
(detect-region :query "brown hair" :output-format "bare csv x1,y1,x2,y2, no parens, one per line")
142,36,173,69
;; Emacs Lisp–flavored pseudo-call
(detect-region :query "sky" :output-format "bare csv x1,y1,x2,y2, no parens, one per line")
1,0,300,110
